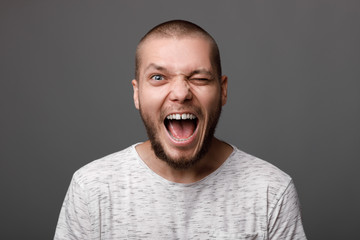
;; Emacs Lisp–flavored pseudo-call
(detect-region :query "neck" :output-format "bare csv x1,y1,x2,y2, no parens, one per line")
135,138,233,183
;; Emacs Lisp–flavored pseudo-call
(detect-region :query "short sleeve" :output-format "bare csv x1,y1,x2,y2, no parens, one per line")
54,175,94,240
268,180,307,240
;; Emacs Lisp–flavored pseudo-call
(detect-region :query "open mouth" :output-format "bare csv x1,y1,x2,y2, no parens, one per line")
164,113,198,142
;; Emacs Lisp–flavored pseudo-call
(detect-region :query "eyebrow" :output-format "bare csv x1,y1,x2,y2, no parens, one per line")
190,69,214,77
144,63,168,73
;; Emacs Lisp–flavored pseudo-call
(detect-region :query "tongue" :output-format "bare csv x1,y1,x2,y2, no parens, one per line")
168,120,196,139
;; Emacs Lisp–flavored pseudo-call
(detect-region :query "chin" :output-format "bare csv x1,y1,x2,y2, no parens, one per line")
151,139,205,170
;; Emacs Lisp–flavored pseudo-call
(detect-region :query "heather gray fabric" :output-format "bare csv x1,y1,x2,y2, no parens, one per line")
54,143,306,239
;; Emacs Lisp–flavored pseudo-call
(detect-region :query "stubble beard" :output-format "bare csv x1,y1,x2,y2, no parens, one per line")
139,101,222,170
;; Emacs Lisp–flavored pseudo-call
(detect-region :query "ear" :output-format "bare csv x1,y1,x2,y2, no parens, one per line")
220,75,228,106
132,79,139,109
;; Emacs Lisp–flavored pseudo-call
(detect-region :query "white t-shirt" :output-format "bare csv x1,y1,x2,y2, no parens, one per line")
54,144,307,240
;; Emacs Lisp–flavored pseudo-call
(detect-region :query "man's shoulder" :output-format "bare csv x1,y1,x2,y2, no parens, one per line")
227,146,292,188
71,144,139,187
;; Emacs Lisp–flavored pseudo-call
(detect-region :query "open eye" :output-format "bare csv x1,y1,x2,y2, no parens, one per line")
151,74,164,81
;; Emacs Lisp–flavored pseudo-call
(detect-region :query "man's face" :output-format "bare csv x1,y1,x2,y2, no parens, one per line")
132,36,227,169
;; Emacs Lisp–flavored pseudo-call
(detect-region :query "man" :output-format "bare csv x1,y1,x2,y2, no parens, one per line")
54,20,307,239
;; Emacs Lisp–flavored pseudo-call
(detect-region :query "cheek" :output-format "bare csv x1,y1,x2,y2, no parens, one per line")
195,88,221,111
139,87,167,112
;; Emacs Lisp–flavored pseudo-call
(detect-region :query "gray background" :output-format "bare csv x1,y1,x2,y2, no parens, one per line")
1,0,359,239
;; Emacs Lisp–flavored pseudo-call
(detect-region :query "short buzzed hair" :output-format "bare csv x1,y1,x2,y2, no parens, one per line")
135,20,222,80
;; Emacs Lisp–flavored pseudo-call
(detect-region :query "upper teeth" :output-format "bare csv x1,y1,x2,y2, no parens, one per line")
166,113,196,120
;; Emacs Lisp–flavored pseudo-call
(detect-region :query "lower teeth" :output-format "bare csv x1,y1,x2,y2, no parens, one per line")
169,131,195,142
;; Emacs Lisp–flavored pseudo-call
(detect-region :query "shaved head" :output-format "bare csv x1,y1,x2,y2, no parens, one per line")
135,20,222,80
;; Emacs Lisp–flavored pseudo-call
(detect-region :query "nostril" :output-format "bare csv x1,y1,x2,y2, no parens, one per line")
169,81,192,102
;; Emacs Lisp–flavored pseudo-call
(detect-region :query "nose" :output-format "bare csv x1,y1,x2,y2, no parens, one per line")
169,77,192,103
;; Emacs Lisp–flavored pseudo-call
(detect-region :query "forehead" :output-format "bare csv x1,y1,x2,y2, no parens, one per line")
138,36,213,74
